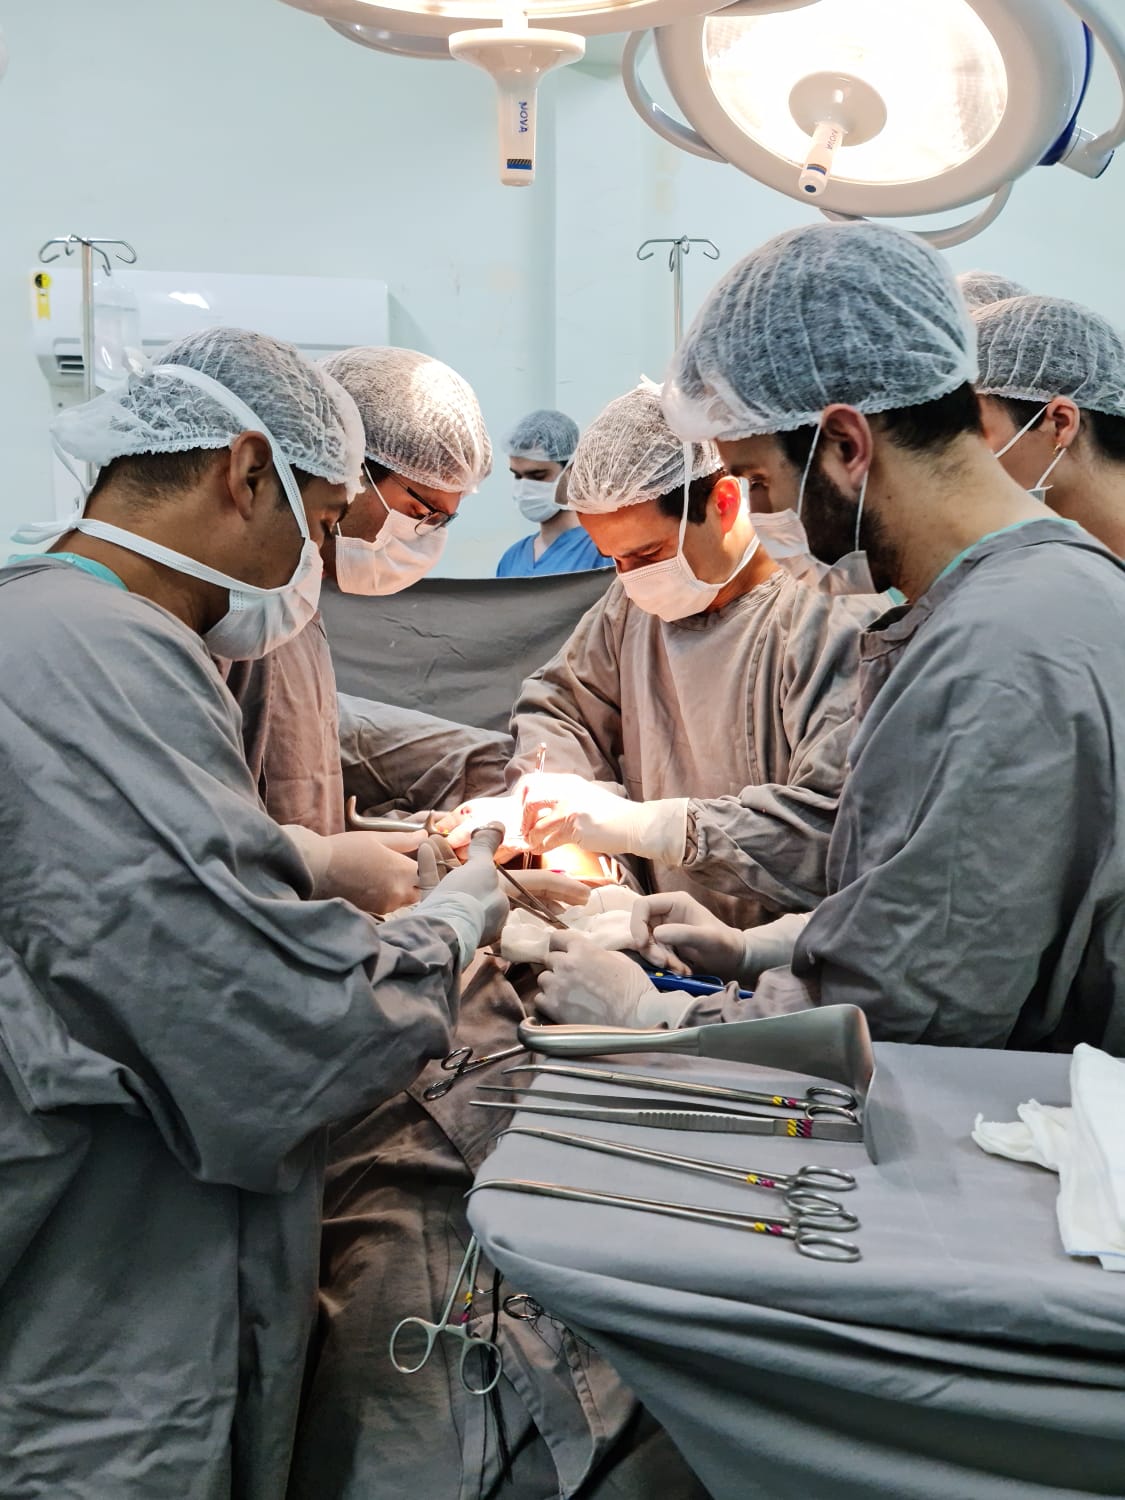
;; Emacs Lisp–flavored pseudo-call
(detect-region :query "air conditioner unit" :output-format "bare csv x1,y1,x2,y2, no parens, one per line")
32,267,389,399
30,267,389,517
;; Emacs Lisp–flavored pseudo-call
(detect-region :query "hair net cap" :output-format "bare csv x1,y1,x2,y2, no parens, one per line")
322,346,492,493
505,409,579,464
973,295,1125,418
567,379,723,514
957,269,1030,311
51,326,365,493
664,221,978,442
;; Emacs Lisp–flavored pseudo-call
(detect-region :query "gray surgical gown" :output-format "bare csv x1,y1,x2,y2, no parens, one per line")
222,630,513,834
508,572,880,927
0,560,462,1499
696,521,1125,1053
220,615,346,834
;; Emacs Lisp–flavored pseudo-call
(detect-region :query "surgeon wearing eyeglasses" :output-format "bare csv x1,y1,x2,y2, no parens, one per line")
321,347,485,596
218,345,494,917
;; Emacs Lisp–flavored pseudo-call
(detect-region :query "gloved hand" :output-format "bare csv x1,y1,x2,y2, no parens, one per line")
537,931,692,1029
506,868,594,911
432,796,527,861
415,824,510,965
518,771,688,865
283,825,420,915
630,892,809,985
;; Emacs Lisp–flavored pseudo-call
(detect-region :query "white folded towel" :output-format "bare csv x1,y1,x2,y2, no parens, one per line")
972,1044,1125,1272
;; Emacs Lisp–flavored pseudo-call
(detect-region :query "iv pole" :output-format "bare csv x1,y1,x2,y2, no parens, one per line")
37,235,138,488
636,235,720,348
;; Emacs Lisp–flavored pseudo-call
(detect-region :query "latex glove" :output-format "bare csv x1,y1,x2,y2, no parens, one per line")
518,771,688,865
506,868,594,912
433,796,527,861
537,930,691,1029
283,825,420,915
415,825,510,965
630,892,808,985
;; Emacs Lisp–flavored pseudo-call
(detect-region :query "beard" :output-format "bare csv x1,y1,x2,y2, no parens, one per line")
801,459,898,594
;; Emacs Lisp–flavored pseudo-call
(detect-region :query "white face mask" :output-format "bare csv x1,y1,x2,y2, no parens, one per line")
514,476,562,525
16,364,323,661
334,480,447,596
619,452,760,623
993,403,1067,502
752,423,876,597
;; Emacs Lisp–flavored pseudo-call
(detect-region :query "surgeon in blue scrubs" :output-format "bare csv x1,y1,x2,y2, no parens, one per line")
496,408,613,577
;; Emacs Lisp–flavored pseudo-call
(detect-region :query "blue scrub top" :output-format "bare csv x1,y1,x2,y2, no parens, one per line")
496,527,614,579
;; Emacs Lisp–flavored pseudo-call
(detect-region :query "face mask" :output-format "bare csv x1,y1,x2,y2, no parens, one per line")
514,476,562,525
620,449,760,622
752,424,876,596
993,403,1067,502
17,364,322,661
334,481,447,596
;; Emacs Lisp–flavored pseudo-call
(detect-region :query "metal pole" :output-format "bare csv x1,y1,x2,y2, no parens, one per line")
636,236,721,356
80,241,96,404
671,238,685,347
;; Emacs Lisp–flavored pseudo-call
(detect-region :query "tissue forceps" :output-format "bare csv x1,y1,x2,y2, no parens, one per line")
389,1235,503,1395
497,1125,859,1222
467,1179,862,1262
424,1043,529,1100
503,1064,859,1116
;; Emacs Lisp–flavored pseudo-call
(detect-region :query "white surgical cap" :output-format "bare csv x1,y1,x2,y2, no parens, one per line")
664,221,977,441
506,408,579,464
973,295,1125,418
957,269,1030,311
52,326,365,493
322,346,492,493
567,380,723,514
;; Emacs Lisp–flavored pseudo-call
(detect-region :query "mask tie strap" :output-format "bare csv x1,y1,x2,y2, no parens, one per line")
796,423,823,523
994,403,1049,459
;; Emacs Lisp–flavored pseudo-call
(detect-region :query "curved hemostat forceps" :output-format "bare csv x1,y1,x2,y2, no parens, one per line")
389,1235,503,1395
424,1044,529,1101
468,1179,862,1263
502,1064,859,1120
496,1125,859,1222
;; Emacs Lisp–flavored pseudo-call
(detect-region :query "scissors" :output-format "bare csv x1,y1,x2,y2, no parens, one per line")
423,1043,529,1101
389,1236,504,1395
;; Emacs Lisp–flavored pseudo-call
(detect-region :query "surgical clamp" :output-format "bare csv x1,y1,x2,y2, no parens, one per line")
503,1063,859,1116
389,1235,504,1395
424,1044,530,1101
497,1126,859,1222
468,1179,862,1262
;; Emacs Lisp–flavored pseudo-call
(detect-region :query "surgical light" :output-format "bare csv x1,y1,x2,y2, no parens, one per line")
280,0,721,184
623,0,1125,245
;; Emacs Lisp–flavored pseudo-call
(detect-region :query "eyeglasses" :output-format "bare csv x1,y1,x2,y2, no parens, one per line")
406,487,458,534
364,462,458,535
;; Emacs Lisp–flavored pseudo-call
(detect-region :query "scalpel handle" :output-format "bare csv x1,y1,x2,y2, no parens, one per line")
517,1020,702,1058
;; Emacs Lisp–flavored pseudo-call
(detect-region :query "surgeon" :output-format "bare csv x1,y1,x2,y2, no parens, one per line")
497,407,612,576
539,221,1125,1054
956,268,1030,310
447,380,881,930
220,344,499,915
323,345,492,596
0,326,507,1497
972,294,1125,556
